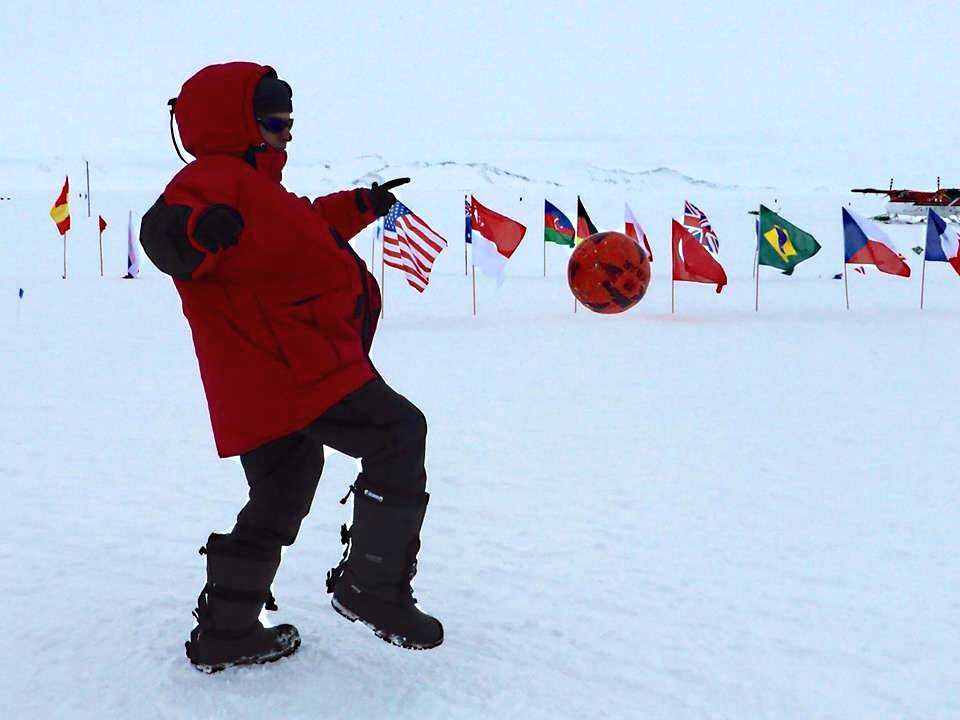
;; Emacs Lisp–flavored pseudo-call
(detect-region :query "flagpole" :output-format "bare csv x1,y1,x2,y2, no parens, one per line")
99,228,104,277
543,237,546,277
753,208,760,310
472,264,477,316
920,256,927,309
370,222,375,274
844,263,850,310
62,234,67,279
85,160,91,218
754,245,760,312
671,274,675,314
380,229,386,319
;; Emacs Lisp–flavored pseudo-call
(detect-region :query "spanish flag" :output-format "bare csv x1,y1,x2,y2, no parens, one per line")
50,176,71,235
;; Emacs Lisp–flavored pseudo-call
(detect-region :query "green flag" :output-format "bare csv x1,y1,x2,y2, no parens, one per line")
757,205,821,275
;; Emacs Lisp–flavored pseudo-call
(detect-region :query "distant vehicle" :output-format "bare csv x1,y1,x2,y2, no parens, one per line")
852,179,960,222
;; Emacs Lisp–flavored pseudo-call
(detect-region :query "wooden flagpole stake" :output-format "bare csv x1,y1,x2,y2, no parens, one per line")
844,265,850,310
85,161,91,218
671,275,675,314
62,234,67,279
920,256,927,309
380,229,385,319
754,247,760,312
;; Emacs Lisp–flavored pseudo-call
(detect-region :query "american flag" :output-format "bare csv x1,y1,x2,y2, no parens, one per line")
683,201,719,254
383,201,447,292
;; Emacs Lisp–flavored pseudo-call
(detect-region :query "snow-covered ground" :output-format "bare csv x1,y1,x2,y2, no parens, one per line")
3,2,960,716
2,151,958,720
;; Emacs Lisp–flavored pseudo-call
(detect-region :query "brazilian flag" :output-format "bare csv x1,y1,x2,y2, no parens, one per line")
757,205,821,275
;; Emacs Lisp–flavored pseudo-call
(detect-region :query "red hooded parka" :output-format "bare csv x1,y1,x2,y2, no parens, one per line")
141,62,382,457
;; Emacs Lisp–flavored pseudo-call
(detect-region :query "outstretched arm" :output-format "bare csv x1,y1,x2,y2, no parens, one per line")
310,178,410,239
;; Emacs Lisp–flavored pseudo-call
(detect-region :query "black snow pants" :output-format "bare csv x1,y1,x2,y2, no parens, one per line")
227,379,428,552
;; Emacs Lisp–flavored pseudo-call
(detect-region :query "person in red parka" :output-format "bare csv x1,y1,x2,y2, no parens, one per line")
140,61,443,673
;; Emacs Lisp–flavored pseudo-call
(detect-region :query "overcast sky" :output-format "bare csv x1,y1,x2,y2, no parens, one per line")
1,0,957,186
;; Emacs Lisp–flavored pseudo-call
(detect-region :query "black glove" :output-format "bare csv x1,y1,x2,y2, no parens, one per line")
369,177,410,217
194,204,244,253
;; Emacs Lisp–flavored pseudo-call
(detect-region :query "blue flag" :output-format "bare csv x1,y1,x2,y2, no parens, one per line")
464,196,472,244
925,208,960,275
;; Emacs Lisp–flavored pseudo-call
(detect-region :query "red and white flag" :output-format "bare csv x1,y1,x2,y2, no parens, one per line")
382,201,447,292
469,195,527,285
672,220,727,292
625,202,653,262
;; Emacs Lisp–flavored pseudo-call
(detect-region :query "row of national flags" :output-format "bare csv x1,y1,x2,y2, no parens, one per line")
545,196,959,282
46,175,960,298
47,175,140,278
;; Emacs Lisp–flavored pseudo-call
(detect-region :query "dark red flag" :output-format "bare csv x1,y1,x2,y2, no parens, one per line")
672,220,727,293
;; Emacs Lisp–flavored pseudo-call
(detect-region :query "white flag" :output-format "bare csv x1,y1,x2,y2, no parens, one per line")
126,211,140,278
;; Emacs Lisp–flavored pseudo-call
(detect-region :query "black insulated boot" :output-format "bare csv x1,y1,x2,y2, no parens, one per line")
327,481,443,650
185,533,301,673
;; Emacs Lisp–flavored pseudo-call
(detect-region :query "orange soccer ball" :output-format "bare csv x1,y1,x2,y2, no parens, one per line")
567,231,651,314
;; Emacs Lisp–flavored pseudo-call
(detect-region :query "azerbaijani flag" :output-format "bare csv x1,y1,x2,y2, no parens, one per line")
576,196,598,245
925,208,960,276
842,207,911,277
757,205,820,275
49,176,70,235
544,200,575,247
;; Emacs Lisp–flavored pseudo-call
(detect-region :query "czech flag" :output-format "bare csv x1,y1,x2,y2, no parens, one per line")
49,176,70,236
842,207,910,277
925,208,960,276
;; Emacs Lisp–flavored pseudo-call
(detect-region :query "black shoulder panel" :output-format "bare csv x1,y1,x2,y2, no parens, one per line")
139,196,205,280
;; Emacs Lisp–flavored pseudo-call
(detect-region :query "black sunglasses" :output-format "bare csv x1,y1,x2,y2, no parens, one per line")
257,116,294,133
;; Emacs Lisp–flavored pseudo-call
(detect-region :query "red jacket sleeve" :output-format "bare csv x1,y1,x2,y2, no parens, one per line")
309,188,378,243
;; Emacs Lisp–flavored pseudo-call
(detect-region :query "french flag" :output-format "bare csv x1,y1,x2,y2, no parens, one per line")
924,208,960,276
842,207,911,277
